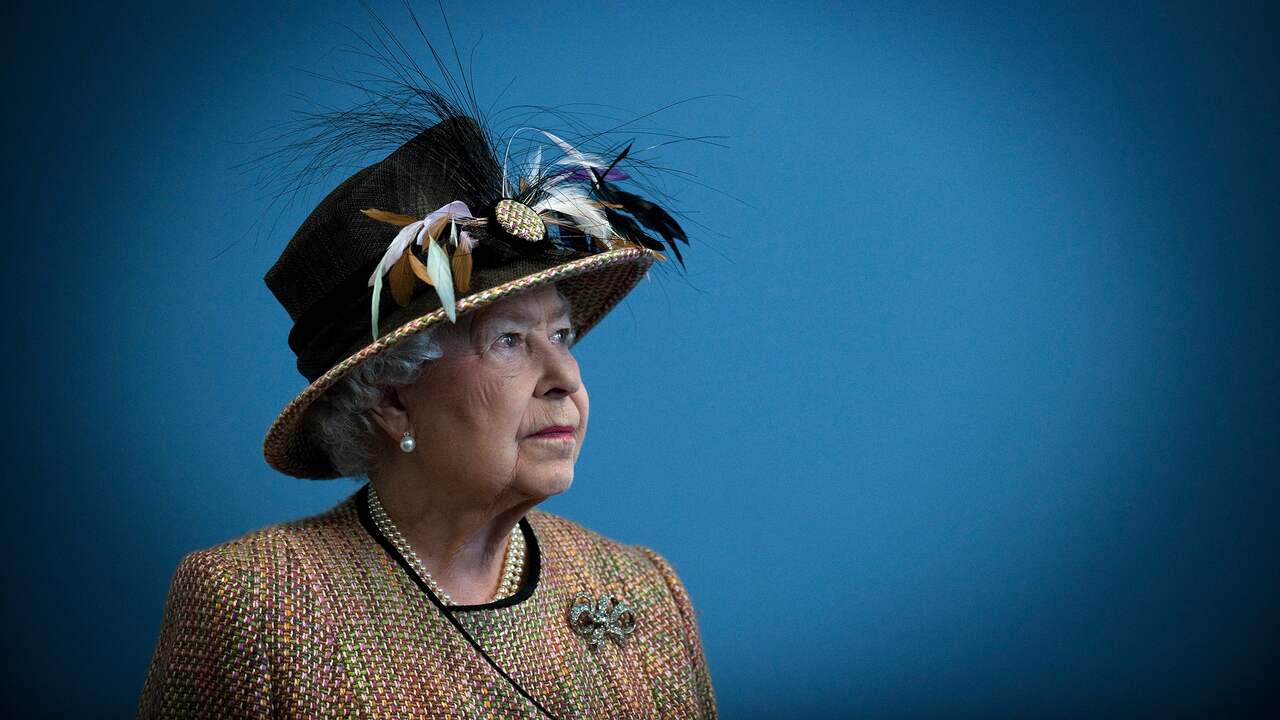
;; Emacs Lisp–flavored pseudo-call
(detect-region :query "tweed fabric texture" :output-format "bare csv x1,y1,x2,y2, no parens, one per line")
138,489,717,719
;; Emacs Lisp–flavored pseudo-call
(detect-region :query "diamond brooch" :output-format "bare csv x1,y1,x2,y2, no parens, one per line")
568,592,636,649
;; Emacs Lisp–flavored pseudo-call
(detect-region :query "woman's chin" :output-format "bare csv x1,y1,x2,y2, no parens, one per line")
516,468,575,502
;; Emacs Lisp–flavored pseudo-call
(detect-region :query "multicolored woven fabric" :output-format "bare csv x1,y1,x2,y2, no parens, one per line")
138,487,717,718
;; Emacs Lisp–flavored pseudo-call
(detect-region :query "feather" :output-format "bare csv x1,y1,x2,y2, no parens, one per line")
604,208,664,253
367,201,476,337
371,271,385,340
502,127,541,196
579,144,632,187
565,167,629,183
425,200,475,237
361,208,420,227
368,221,425,287
427,223,457,322
457,229,477,253
451,246,472,292
541,130,617,181
366,201,475,289
369,220,425,338
542,131,602,166
408,253,433,286
595,183,688,266
388,253,416,306
448,216,473,292
532,184,612,248
602,144,632,176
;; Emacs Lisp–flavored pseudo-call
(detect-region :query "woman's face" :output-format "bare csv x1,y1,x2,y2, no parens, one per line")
395,285,588,505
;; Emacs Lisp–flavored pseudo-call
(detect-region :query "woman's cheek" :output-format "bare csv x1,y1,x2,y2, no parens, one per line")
574,387,589,450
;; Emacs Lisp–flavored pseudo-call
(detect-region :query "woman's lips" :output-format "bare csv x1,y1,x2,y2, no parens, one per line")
529,425,575,439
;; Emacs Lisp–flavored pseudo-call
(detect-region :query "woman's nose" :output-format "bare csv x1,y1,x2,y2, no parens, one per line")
535,339,581,398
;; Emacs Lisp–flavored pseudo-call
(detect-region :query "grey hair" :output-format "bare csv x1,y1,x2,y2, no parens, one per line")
303,328,445,478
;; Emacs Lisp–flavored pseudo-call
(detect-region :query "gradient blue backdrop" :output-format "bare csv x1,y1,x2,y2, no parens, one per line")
3,1,1277,716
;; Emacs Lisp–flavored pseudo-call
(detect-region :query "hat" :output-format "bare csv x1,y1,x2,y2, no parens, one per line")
260,109,689,479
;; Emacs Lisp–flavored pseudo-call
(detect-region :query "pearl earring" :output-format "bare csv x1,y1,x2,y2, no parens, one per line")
399,431,416,453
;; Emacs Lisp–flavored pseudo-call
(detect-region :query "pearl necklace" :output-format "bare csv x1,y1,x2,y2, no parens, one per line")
368,487,526,606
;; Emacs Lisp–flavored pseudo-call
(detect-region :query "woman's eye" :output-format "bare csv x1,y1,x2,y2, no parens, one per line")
552,327,576,344
496,333,521,349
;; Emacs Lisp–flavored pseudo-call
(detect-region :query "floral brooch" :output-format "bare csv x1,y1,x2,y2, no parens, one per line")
568,591,637,649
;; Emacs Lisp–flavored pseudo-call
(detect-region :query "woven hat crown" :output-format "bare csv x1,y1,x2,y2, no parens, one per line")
265,117,506,381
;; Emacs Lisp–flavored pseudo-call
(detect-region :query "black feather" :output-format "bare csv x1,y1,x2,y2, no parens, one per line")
593,143,632,187
603,208,667,256
597,184,687,243
596,182,688,265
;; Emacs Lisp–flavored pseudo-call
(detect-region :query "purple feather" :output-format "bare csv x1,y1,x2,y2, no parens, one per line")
564,167,630,182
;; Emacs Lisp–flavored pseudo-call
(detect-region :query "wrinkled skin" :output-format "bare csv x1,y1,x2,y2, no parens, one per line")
368,285,587,603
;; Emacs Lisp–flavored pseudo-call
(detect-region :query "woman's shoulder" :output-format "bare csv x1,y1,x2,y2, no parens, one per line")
526,509,695,597
172,491,364,588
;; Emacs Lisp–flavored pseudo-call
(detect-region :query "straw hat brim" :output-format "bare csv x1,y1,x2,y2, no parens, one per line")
263,247,658,478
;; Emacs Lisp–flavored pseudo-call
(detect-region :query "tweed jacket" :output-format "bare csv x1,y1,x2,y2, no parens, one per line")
138,486,717,719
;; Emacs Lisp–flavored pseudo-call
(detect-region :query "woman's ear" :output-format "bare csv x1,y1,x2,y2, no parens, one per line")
367,387,411,442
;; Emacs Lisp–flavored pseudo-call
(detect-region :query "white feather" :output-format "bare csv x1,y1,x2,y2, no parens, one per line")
501,127,533,197
542,130,608,169
368,220,427,338
532,184,613,247
427,224,457,322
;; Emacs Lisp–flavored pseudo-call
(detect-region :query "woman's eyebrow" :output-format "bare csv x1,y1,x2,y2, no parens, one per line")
478,301,573,328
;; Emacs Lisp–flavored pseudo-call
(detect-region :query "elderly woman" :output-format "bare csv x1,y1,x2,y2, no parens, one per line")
138,102,716,718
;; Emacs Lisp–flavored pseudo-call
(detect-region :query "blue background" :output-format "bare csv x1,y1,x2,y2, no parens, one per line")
3,1,1277,716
